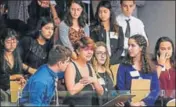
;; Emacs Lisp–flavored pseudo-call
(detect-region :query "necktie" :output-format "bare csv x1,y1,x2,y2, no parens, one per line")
124,19,131,56
55,77,59,106
125,19,131,38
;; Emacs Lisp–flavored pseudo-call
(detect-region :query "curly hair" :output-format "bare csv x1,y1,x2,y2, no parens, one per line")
64,0,87,28
123,34,155,73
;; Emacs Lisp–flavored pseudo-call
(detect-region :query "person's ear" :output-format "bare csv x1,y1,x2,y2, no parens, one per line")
0,40,4,46
57,61,62,67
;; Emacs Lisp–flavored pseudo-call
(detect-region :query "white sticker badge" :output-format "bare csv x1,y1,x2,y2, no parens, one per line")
130,71,140,77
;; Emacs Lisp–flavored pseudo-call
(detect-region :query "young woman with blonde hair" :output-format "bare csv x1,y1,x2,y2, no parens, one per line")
91,41,115,105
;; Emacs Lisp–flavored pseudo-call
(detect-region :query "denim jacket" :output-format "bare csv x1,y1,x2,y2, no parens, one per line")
19,64,64,106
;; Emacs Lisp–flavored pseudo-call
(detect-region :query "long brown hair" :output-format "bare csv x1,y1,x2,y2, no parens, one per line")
123,34,155,73
91,41,113,80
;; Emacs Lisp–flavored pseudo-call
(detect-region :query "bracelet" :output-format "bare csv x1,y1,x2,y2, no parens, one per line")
157,63,164,68
157,64,166,71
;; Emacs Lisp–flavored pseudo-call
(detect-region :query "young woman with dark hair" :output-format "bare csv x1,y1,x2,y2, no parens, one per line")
153,37,175,77
153,37,175,106
0,28,25,101
91,0,124,64
59,0,89,60
116,34,160,106
19,17,54,77
64,37,103,106
90,0,124,85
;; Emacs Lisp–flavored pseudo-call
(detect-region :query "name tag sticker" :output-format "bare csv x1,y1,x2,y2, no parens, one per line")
109,32,118,39
130,71,140,77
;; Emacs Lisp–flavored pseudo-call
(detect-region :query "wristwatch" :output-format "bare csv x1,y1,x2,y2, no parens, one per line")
158,64,166,71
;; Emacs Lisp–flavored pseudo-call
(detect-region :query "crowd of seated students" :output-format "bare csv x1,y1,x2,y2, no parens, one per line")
0,0,175,106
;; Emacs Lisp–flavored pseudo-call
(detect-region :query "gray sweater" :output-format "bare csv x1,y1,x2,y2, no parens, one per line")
58,21,89,51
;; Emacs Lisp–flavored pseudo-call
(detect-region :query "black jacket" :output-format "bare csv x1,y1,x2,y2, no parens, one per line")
90,24,124,65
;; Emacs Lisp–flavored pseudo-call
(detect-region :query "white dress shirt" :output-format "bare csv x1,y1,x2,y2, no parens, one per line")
116,14,148,56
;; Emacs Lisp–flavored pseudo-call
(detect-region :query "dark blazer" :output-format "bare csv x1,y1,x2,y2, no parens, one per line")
90,24,124,65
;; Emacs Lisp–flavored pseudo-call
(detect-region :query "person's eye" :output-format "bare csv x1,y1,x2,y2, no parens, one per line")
131,44,135,47
77,8,80,11
168,47,171,50
130,5,133,8
71,8,75,11
160,47,166,50
123,5,127,8
45,27,50,30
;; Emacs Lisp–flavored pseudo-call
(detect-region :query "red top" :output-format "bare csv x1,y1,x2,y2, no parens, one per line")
159,67,176,97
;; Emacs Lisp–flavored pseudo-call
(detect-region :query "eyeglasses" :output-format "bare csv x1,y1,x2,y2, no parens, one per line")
95,51,107,56
5,39,18,45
